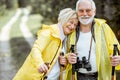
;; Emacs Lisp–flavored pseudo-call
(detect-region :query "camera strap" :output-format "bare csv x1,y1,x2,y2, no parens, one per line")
88,35,93,61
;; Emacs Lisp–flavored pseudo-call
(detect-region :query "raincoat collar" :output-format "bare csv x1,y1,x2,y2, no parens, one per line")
50,24,66,40
94,18,106,26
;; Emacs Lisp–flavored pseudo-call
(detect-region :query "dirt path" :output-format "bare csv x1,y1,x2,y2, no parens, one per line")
0,8,35,80
20,8,35,47
0,9,22,80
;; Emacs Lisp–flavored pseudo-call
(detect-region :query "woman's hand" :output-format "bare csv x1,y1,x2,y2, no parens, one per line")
59,55,68,67
38,63,50,73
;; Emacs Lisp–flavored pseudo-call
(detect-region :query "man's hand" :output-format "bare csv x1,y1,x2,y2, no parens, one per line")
68,53,77,64
110,55,120,66
38,63,50,73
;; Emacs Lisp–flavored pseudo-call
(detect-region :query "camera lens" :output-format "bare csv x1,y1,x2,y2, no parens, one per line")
82,56,92,71
85,63,92,71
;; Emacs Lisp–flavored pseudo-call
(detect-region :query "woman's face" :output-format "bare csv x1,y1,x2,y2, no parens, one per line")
63,18,78,35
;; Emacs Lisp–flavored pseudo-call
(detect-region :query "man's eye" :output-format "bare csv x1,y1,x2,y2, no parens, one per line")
86,10,91,12
79,10,83,12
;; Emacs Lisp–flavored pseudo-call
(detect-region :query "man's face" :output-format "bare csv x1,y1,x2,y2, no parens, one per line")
77,1,96,25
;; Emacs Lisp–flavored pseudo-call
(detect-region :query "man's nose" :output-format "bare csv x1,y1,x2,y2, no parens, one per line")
83,11,87,16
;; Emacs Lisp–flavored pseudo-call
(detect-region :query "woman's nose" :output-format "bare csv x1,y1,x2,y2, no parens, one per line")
71,24,75,29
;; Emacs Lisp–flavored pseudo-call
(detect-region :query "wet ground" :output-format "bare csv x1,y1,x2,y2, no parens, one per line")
0,8,35,80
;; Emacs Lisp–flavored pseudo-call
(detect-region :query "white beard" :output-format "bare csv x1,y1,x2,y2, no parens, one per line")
79,15,94,25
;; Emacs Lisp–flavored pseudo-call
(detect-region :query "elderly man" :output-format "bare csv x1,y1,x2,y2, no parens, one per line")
63,0,120,80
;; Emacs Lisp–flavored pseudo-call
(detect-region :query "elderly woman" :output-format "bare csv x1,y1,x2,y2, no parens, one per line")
13,8,78,80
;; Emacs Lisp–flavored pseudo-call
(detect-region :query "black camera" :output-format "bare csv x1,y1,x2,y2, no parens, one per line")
75,56,92,71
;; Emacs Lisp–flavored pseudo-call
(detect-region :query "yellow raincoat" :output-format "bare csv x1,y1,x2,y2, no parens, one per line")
13,24,63,80
64,18,120,80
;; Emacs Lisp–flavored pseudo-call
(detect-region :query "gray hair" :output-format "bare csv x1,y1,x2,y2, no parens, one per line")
58,8,77,26
76,0,96,12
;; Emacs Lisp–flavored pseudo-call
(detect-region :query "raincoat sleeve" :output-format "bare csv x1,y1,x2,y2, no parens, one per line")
102,23,120,70
30,25,52,68
102,23,120,55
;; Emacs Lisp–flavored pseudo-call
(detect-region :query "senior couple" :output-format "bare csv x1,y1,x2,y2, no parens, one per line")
13,0,120,80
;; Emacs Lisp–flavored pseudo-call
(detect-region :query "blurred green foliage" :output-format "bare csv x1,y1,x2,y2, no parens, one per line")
0,0,17,16
0,0,5,16
30,0,77,23
112,0,120,40
0,0,120,40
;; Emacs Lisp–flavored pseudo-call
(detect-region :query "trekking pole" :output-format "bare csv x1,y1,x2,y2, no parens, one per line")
59,52,65,80
70,45,76,80
111,44,118,80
